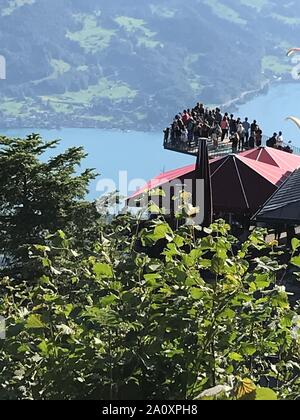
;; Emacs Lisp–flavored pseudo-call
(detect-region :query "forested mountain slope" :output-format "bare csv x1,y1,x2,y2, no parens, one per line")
0,0,299,130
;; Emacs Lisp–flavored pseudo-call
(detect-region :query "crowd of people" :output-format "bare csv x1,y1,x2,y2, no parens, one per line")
164,103,293,154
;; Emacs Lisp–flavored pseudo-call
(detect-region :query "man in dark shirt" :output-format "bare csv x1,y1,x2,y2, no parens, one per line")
231,133,239,153
206,110,214,126
201,123,210,138
229,114,237,135
242,117,250,145
199,104,205,116
251,120,258,136
248,134,255,149
215,108,222,125
163,127,170,143
266,133,277,148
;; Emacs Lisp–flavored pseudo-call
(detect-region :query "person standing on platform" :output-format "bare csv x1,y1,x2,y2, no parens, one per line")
242,117,250,147
251,120,258,136
231,132,239,153
182,110,190,126
248,133,255,149
266,133,277,148
277,131,284,148
221,116,229,141
229,114,237,135
237,120,245,150
212,122,222,149
187,118,195,146
215,108,222,125
255,127,263,147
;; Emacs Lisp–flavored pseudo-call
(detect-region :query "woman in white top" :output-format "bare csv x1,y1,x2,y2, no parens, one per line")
237,123,245,150
276,131,284,148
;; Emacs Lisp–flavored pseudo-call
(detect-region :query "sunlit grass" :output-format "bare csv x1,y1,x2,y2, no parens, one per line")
0,97,40,117
76,65,88,72
115,15,160,48
47,101,74,114
67,14,115,53
0,78,137,119
41,78,137,105
239,0,269,12
114,16,148,33
0,99,25,114
137,37,160,48
149,5,177,18
271,13,300,26
183,54,205,94
203,0,247,25
30,59,71,86
262,55,291,75
1,0,35,16
50,59,71,77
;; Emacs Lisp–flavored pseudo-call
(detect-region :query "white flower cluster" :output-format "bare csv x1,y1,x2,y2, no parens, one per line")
274,285,286,293
291,315,300,341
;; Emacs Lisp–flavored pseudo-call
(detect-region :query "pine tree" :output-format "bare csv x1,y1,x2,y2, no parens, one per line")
0,133,98,277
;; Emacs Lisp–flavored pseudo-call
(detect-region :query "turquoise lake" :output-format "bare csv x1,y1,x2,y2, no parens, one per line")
1,82,300,199
0,128,193,199
236,82,300,143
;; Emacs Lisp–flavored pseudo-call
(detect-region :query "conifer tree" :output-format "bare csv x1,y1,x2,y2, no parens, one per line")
0,133,98,277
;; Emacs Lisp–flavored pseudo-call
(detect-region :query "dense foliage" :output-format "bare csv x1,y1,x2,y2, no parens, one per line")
1,215,300,400
1,134,300,400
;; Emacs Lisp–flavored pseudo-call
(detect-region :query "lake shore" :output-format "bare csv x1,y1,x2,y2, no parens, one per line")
222,79,271,111
0,78,298,135
224,76,299,114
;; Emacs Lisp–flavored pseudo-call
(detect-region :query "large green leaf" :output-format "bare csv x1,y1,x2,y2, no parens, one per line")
255,388,277,401
148,223,174,243
291,255,300,268
292,238,300,253
254,274,271,289
228,352,244,362
93,262,113,278
190,287,204,300
25,314,47,329
241,344,257,356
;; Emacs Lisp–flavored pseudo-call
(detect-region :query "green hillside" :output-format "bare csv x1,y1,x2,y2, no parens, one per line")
0,0,299,130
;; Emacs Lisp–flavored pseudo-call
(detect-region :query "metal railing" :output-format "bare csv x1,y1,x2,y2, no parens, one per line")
163,136,233,158
261,135,300,155
164,133,300,158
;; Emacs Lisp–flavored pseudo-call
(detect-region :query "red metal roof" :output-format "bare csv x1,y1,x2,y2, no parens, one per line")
231,155,290,186
239,147,300,171
129,163,196,199
128,147,300,214
130,148,296,201
209,155,290,213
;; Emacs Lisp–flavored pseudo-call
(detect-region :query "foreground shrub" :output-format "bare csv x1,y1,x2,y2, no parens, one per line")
1,218,300,400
